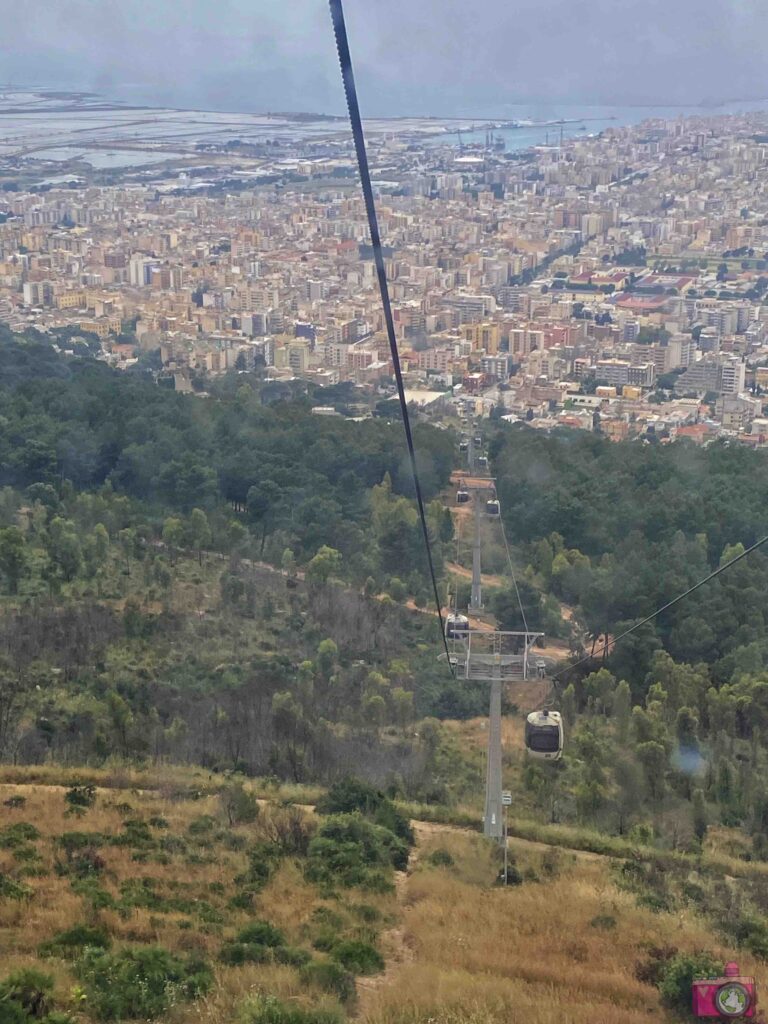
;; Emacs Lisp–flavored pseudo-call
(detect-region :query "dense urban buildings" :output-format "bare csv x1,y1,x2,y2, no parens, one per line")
3,94,768,444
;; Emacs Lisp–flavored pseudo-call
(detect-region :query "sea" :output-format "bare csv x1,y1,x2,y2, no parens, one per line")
426,100,768,152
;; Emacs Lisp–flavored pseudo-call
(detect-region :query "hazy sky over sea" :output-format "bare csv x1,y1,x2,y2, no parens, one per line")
2,0,767,116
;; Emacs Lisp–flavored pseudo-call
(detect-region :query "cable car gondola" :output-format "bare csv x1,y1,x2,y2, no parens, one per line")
459,440,469,453
485,499,500,516
525,710,563,761
477,455,488,469
473,435,483,449
445,613,470,640
456,489,470,504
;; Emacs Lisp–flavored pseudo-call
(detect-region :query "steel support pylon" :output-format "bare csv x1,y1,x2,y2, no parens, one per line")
483,674,503,839
469,497,483,611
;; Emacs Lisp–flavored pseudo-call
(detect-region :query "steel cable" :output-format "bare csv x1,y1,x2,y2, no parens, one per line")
328,0,453,669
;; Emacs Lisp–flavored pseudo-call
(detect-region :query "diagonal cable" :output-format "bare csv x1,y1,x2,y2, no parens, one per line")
554,532,768,680
328,0,453,669
498,512,530,636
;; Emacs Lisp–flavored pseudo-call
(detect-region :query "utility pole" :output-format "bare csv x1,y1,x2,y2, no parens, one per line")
469,495,483,611
483,670,503,839
502,790,512,880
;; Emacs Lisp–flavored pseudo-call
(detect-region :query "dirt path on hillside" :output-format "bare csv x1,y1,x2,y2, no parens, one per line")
354,826,435,1007
446,561,506,589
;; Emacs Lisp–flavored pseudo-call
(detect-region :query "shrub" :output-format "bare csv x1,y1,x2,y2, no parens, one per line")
0,969,54,1018
589,914,617,930
311,930,339,954
299,960,356,1003
64,785,96,816
316,778,413,846
220,783,260,827
3,796,26,809
0,823,40,848
77,945,213,1020
273,946,312,967
350,903,381,923
228,891,255,911
220,943,273,966
0,874,32,901
57,833,104,852
112,819,154,849
635,946,678,987
427,848,454,868
234,841,281,893
498,864,523,886
239,994,344,1024
261,808,315,856
39,925,111,959
628,823,654,846
70,879,115,911
311,907,345,930
305,813,407,890
220,920,294,966
657,951,723,1014
187,815,217,837
331,939,383,975
728,913,768,960
236,921,285,947
0,1000,28,1024
636,891,674,914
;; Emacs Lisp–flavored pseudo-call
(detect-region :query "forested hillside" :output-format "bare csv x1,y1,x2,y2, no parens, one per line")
0,331,476,780
491,423,768,684
484,422,768,922
0,327,454,587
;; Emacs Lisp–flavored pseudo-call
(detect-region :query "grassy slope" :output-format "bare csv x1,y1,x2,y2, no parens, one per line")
0,776,393,1023
0,769,763,1024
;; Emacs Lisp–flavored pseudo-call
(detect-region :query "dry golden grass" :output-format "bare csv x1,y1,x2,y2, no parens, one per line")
2,770,767,1024
359,827,768,1024
0,778,395,1023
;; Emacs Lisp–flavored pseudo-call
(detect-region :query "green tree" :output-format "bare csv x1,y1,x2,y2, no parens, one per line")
560,683,577,727
613,680,632,740
675,706,699,750
162,517,184,565
46,518,82,582
0,527,28,594
692,789,708,844
306,546,342,584
187,508,211,565
637,741,667,802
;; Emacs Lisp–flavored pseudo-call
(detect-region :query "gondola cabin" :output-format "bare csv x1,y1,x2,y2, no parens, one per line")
473,436,483,449
456,489,470,504
477,455,488,469
459,440,469,452
445,614,470,641
485,499,500,516
525,710,563,761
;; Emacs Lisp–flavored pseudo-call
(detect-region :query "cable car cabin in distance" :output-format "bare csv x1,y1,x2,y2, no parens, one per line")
486,499,500,516
477,455,488,469
456,489,470,504
445,613,470,640
525,710,563,761
473,435,483,449
459,440,469,452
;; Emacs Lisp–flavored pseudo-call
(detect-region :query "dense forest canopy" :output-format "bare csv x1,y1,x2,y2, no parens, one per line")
0,328,454,588
491,424,768,687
